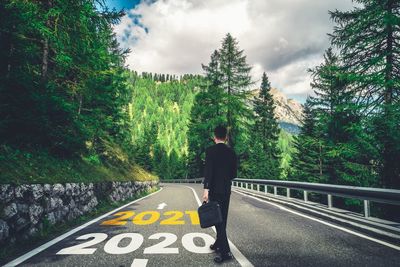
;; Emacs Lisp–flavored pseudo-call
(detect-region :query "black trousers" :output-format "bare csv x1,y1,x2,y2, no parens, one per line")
209,191,231,254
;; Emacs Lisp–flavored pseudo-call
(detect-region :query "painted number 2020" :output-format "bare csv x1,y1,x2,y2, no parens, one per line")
56,232,214,255
100,210,199,226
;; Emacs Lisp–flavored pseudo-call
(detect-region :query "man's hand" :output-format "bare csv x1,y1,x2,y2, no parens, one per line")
202,189,209,202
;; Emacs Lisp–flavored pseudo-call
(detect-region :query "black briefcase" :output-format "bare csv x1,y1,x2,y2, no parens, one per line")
198,200,223,228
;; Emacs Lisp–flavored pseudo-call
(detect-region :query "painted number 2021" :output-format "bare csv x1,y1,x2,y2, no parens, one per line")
100,210,199,226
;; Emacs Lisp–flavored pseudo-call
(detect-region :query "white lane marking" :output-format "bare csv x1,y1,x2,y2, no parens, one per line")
104,233,144,255
235,187,400,238
143,233,179,254
184,185,255,267
157,202,167,209
131,258,148,267
56,233,108,255
232,188,400,252
3,187,163,267
182,233,215,253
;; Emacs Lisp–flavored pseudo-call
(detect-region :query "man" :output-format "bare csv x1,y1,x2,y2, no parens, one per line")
202,125,238,264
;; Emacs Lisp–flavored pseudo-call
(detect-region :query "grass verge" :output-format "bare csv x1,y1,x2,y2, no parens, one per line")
0,145,159,184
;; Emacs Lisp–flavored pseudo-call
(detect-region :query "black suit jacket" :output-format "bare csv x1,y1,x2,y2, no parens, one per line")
203,143,238,195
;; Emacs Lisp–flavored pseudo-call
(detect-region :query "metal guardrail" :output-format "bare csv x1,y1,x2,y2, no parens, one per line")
162,177,400,218
232,178,400,218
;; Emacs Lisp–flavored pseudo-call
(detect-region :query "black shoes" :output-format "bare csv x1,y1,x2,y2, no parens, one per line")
214,252,233,263
210,243,220,252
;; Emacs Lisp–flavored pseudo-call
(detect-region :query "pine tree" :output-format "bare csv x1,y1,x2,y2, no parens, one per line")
308,48,377,186
0,0,130,157
291,98,328,183
187,50,226,177
330,0,400,188
248,72,281,179
218,33,253,149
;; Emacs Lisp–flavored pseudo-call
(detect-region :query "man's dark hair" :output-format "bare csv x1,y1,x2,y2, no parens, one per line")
214,125,227,139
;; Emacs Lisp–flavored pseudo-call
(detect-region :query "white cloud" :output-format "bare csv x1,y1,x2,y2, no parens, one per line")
113,0,356,102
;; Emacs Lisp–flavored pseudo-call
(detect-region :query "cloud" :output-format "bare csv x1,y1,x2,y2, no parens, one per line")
113,0,356,102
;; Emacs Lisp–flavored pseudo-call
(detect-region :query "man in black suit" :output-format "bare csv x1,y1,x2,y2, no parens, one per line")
202,125,238,264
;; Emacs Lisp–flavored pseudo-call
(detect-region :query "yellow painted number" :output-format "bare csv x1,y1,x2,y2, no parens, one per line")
185,211,200,225
160,211,185,225
133,211,160,225
101,211,135,226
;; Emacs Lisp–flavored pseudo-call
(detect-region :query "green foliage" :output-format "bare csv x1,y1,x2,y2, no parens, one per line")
244,72,281,180
188,34,254,178
0,1,159,184
126,72,200,180
0,0,132,158
278,130,295,179
291,99,328,183
0,145,158,184
218,33,254,150
329,0,400,188
291,49,378,187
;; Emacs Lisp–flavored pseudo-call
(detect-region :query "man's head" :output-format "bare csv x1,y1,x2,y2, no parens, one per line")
213,125,227,143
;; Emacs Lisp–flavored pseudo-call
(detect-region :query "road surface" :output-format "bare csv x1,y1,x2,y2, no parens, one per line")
4,183,400,267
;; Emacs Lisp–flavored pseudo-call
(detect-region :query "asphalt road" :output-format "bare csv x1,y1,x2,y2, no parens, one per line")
4,183,400,267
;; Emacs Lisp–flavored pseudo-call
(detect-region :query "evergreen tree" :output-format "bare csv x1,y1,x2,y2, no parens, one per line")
291,99,327,183
308,48,377,186
247,72,281,179
218,33,253,149
0,0,130,157
187,50,226,177
330,0,400,188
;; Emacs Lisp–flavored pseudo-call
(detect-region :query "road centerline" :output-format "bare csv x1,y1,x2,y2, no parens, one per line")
184,185,255,267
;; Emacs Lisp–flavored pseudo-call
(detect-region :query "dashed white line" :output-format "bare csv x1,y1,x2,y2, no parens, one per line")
184,185,255,267
131,258,148,267
3,187,163,267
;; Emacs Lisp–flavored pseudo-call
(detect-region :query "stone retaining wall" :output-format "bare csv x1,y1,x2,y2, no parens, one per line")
0,180,158,246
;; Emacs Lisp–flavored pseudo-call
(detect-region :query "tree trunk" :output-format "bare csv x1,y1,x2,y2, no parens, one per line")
6,25,15,79
78,94,83,115
41,0,52,82
384,0,394,105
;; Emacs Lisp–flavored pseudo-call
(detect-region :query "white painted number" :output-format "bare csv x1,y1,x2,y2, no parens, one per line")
182,233,215,253
143,233,179,254
56,233,108,255
56,232,215,255
104,233,144,254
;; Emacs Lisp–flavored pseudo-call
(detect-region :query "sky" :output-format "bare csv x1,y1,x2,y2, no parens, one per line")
105,0,357,103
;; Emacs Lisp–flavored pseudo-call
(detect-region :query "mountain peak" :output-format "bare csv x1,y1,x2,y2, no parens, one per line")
250,88,303,126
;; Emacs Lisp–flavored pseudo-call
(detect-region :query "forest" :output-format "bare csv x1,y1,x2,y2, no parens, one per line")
0,0,399,206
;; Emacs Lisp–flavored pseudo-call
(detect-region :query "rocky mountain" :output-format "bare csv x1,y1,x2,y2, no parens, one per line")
249,88,304,134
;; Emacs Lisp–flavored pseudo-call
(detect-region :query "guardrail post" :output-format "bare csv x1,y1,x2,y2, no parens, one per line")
287,188,290,198
274,186,277,196
364,200,370,218
257,184,260,192
264,185,268,194
328,194,333,209
304,190,308,202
